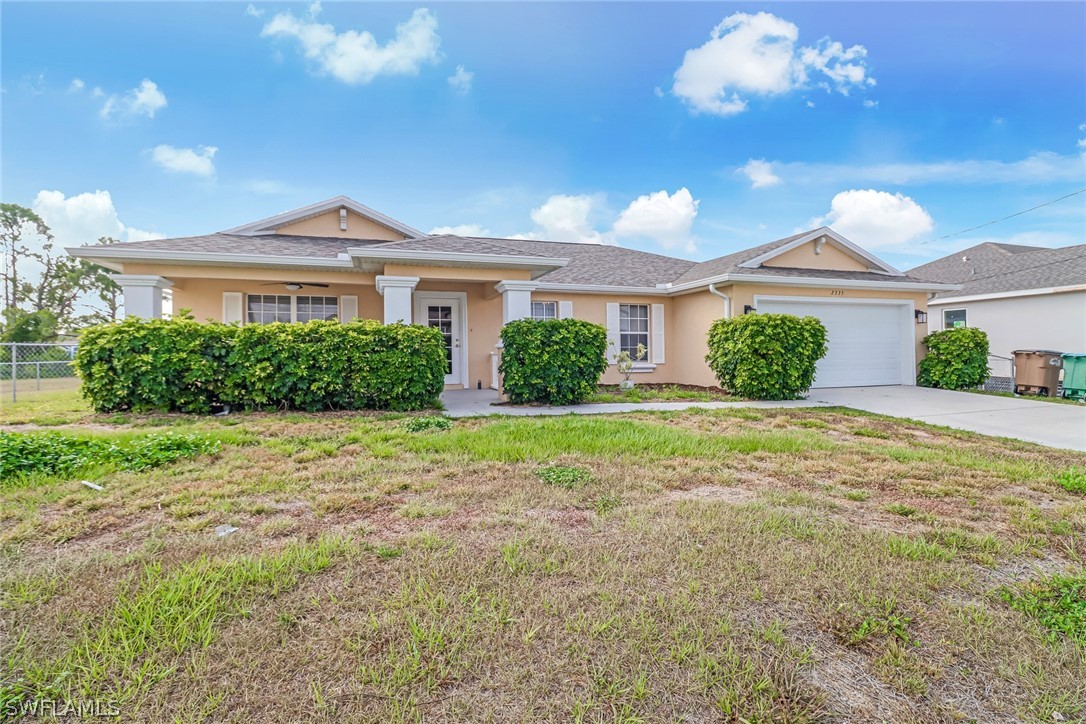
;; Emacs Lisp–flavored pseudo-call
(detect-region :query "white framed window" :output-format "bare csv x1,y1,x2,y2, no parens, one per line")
246,294,339,323
296,296,339,322
619,303,649,358
943,308,967,329
531,301,558,321
246,294,291,324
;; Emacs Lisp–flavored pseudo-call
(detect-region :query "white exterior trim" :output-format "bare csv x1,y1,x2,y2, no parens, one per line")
413,291,469,389
375,275,419,324
68,246,356,271
350,247,567,275
677,273,957,294
753,294,917,386
927,284,1086,305
223,195,424,238
496,280,538,323
738,227,905,276
112,274,173,320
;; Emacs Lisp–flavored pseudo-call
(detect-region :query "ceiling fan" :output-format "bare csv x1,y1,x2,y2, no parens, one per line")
259,281,331,291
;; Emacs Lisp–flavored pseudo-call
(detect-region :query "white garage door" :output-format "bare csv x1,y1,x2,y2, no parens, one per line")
756,299,908,388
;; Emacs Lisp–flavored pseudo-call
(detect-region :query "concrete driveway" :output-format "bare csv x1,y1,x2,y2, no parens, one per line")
809,386,1086,451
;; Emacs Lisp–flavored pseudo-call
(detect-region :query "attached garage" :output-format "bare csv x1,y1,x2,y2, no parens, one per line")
755,296,915,388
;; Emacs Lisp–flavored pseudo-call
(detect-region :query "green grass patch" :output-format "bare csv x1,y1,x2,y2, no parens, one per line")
885,503,918,517
403,416,835,463
1000,574,1086,645
401,415,452,433
3,535,349,708
886,535,953,561
0,430,224,485
537,465,593,489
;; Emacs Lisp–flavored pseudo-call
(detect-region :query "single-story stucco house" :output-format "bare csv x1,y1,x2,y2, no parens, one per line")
910,242,1086,360
67,196,958,390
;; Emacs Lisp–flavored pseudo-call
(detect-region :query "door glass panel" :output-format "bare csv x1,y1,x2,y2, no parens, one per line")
427,305,454,374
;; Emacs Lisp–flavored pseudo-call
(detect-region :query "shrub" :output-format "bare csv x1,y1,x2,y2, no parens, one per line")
499,319,608,405
705,314,828,400
76,319,446,413
917,327,989,390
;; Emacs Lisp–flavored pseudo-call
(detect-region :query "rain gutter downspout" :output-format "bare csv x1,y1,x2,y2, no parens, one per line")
708,283,731,318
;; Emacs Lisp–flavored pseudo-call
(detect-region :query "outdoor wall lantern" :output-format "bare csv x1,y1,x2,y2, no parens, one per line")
744,305,756,315
914,309,928,324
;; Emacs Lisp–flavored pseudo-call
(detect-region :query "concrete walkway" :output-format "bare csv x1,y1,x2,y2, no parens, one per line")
808,386,1086,452
441,386,1086,452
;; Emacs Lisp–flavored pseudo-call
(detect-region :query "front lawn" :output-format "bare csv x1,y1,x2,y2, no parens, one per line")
586,383,736,404
1,407,1084,721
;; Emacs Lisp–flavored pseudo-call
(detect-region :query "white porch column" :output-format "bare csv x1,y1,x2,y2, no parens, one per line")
496,281,538,324
112,274,173,319
375,275,419,324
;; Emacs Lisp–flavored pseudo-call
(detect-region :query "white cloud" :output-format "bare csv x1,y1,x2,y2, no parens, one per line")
612,188,699,252
31,190,162,248
430,223,489,236
261,6,441,85
68,78,85,92
447,64,473,94
149,145,218,177
99,79,167,119
738,159,782,189
515,194,608,244
751,151,1086,186
811,189,933,249
92,87,104,98
806,100,815,108
245,3,264,18
671,11,873,116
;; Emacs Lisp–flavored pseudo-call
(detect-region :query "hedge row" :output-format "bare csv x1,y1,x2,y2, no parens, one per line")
918,327,989,390
706,314,828,400
499,319,609,405
74,318,447,413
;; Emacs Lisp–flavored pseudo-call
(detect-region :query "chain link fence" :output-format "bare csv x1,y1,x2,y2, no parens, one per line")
978,354,1015,393
1,342,81,403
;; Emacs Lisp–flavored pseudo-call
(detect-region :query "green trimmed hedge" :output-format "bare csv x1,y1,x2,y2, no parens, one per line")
918,327,989,390
499,319,608,405
706,314,828,400
75,318,446,413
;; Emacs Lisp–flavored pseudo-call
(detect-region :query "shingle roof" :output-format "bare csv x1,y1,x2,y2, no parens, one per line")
669,232,810,285
106,233,369,258
370,235,697,287
910,242,1086,298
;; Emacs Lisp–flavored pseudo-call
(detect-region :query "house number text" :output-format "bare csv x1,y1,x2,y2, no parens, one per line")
829,290,846,296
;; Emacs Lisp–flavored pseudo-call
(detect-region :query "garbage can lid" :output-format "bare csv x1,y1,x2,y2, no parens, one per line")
1061,352,1086,358
1013,349,1065,355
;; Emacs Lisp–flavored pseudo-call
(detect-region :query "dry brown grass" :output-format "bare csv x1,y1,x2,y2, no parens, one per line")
2,407,1084,722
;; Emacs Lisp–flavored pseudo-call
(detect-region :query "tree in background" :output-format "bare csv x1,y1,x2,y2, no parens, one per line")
0,203,121,340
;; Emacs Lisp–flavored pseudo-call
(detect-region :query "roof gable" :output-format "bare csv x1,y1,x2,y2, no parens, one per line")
737,228,902,276
222,196,423,239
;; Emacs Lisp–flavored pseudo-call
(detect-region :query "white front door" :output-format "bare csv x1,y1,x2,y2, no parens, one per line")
415,294,465,386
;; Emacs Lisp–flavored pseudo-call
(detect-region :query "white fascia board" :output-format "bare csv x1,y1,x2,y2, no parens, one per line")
738,227,905,277
927,284,1086,305
348,247,569,271
223,196,424,238
668,272,960,294
533,282,667,295
66,246,356,270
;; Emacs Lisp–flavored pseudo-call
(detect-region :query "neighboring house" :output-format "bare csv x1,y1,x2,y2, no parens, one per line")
910,242,1086,359
67,196,956,390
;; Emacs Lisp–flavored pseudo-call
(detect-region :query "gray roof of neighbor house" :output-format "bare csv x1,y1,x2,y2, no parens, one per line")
910,242,1086,299
71,226,947,289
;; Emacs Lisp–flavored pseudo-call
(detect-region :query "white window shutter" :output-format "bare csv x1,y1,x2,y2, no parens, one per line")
223,292,243,323
339,295,358,323
651,304,665,364
605,302,620,363
558,301,573,319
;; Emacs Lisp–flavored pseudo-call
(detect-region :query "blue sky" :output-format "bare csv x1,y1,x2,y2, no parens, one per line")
2,1,1084,270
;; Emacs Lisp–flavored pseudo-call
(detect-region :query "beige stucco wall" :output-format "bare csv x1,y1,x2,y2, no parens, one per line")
171,276,383,323
275,210,407,240
762,241,869,271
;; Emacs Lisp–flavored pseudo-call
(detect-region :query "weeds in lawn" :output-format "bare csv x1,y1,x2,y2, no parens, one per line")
1000,574,1086,644
537,465,593,489
1056,468,1086,495
401,416,452,433
594,493,623,516
886,535,953,561
885,503,918,517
